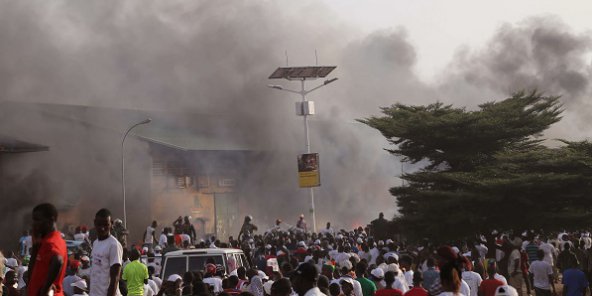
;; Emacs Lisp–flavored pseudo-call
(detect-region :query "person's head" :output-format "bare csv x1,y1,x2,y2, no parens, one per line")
237,266,247,279
166,274,184,295
32,203,58,238
94,208,113,240
355,261,368,278
245,215,252,223
329,283,341,296
427,257,435,268
326,222,331,229
384,271,396,288
228,275,239,289
412,271,423,287
399,255,412,270
81,255,90,267
271,278,292,296
129,248,141,261
205,263,217,277
292,262,319,296
4,270,17,286
487,260,498,277
321,264,335,279
71,279,88,295
564,242,571,251
317,275,330,294
537,249,545,261
340,279,354,295
440,263,461,293
379,212,384,219
152,220,158,228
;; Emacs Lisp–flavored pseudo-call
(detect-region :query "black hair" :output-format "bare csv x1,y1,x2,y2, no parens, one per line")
33,203,58,221
95,208,112,218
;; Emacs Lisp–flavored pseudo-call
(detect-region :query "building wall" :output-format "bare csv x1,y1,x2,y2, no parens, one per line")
149,145,243,241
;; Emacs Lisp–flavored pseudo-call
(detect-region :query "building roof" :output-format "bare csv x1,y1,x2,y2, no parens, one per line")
136,126,251,152
0,135,49,153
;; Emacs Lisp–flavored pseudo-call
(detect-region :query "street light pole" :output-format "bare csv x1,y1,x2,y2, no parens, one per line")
121,118,151,229
268,75,337,233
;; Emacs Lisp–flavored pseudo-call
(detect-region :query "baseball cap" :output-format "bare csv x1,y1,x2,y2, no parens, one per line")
167,274,183,282
71,279,88,291
81,256,90,262
370,268,384,279
154,245,162,251
295,262,319,281
339,260,353,271
5,258,18,269
495,285,519,296
205,263,217,274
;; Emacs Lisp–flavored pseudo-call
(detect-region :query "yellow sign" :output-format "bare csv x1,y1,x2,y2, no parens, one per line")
298,153,320,187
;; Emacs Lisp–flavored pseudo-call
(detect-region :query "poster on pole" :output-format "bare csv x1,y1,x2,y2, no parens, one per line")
298,153,320,187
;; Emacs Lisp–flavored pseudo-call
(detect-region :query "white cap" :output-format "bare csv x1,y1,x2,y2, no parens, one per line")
339,260,353,271
81,256,90,262
357,238,363,244
154,245,162,251
5,258,18,268
297,241,307,248
370,268,384,279
71,279,88,290
314,239,321,245
385,239,394,244
167,274,183,282
495,285,519,296
451,246,460,254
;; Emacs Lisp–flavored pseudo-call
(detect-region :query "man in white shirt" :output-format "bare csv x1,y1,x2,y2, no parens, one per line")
460,257,482,296
293,262,327,296
202,264,223,293
90,208,123,296
143,221,158,250
529,250,555,296
538,239,557,267
507,244,523,296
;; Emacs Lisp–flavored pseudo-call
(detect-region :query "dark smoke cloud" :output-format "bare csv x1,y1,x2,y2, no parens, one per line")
0,0,403,247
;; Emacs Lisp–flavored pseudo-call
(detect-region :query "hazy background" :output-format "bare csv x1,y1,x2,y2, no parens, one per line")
1,0,591,247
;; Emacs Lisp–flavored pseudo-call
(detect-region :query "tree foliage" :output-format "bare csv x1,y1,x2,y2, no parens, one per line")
360,91,592,241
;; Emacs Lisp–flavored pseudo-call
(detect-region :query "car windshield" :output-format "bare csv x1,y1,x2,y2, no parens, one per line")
188,255,224,273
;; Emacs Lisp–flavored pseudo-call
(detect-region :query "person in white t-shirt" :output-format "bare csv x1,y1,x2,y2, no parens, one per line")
538,239,557,267
528,250,556,296
202,264,223,293
460,257,482,296
90,208,123,296
143,221,158,249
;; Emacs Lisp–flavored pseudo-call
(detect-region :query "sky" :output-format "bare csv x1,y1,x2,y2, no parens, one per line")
322,0,592,82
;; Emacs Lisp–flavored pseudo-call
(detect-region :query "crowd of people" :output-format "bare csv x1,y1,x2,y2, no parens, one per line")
2,205,592,296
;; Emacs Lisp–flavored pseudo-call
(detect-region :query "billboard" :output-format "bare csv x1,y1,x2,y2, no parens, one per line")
298,153,320,187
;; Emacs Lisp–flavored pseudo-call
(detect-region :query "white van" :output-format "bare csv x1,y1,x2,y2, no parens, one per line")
160,248,250,279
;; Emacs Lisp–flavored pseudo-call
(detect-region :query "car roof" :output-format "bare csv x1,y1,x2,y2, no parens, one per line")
164,248,244,256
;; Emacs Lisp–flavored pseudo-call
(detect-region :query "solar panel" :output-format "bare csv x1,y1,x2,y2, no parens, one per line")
269,66,336,79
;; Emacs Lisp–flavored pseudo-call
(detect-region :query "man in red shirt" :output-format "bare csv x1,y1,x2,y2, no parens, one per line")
28,203,68,296
479,262,505,296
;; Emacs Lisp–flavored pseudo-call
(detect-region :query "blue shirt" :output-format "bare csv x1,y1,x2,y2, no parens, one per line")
422,267,439,291
563,268,589,296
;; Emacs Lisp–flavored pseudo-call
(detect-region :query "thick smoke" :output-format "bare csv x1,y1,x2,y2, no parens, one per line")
1,1,591,248
439,16,592,139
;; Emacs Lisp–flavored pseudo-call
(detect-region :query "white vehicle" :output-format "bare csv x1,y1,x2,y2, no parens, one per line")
160,248,250,279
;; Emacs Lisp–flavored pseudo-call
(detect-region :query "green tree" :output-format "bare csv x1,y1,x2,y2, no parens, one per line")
360,91,592,241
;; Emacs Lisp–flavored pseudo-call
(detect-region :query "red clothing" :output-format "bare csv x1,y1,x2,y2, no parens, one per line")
28,231,68,296
404,287,428,296
376,288,404,296
479,279,505,296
